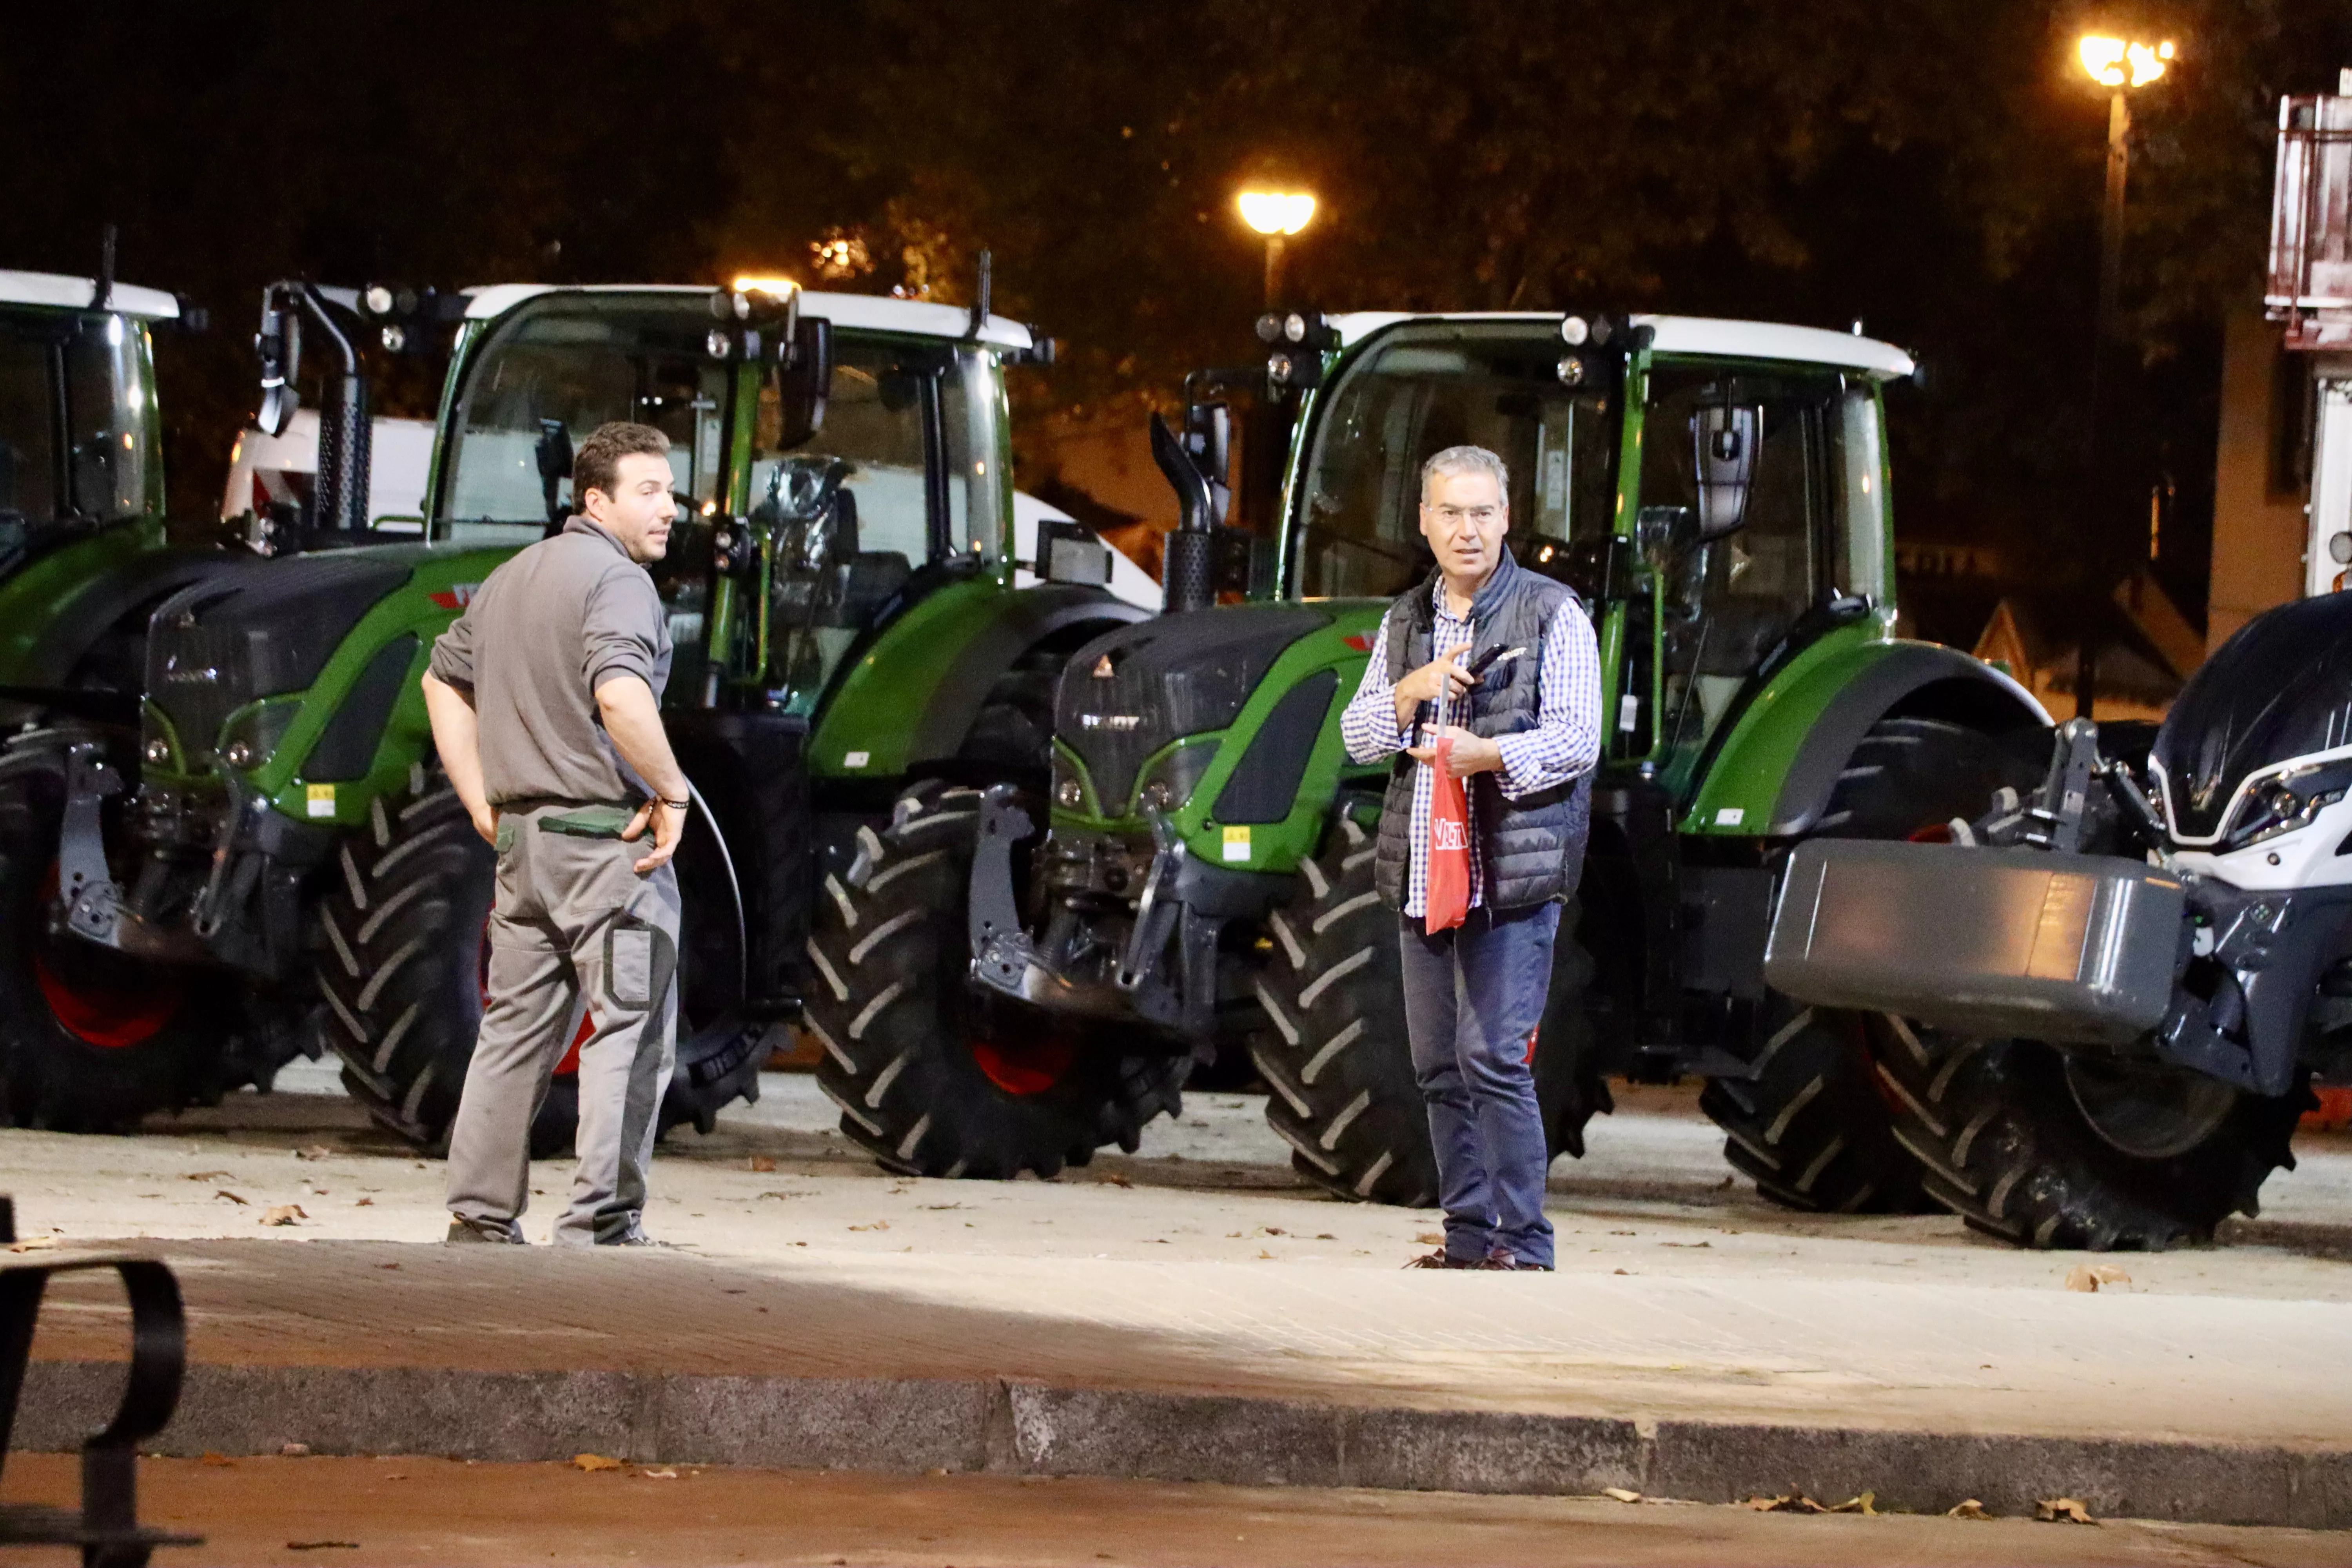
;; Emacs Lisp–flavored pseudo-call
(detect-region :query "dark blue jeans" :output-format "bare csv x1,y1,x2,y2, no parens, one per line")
1397,903,1559,1267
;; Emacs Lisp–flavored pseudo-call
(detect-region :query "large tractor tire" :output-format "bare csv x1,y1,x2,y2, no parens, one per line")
808,780,1189,1179
0,737,248,1131
1699,715,2040,1214
1873,1020,2308,1250
1249,812,1611,1206
316,767,761,1154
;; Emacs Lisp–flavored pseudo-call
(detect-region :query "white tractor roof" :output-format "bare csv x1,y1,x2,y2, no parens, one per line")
0,270,179,319
1327,311,1915,380
461,283,1036,351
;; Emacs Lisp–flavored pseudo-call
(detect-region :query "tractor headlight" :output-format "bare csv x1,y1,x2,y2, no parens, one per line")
2222,761,2352,851
1559,314,1590,347
217,699,301,774
1133,739,1219,817
706,328,732,359
1051,750,1093,814
1556,356,1587,386
1283,312,1308,344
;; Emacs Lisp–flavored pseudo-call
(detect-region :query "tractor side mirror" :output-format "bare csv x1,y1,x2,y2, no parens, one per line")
773,316,832,451
534,419,573,528
254,290,301,437
1691,404,1760,540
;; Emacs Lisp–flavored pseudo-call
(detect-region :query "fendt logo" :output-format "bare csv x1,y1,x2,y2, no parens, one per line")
1431,817,1468,851
428,584,481,611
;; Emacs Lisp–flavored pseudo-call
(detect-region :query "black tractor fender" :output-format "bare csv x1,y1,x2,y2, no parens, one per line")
908,583,1150,768
1766,643,2052,837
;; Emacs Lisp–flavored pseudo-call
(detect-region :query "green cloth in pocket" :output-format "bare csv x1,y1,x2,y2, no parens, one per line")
539,804,639,839
494,817,517,854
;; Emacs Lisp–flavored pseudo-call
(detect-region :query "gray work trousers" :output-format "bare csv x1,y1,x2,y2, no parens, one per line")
445,802,679,1245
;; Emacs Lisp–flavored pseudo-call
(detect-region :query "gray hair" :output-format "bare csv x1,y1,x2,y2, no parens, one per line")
1420,445,1510,502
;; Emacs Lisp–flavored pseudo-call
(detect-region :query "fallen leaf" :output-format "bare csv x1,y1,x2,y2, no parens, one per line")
746,1155,777,1172
1261,1226,1286,1236
1743,1494,1829,1514
281,1443,311,1457
2037,1497,2095,1524
640,1467,679,1479
1100,1171,1132,1187
214,1189,249,1205
286,1541,359,1551
354,1198,373,1207
260,1204,308,1227
2064,1262,2132,1293
1830,1492,1876,1515
1257,1249,1274,1259
1947,1499,1989,1519
183,1170,231,1181
1613,1268,1630,1276
921,1203,965,1211
1416,1232,1444,1245
572,1454,623,1472
295,1146,334,1161
1602,1486,1643,1503
200,1452,234,1467
846,1220,889,1232
5,1237,58,1253
1660,1241,1711,1249
1315,1233,1335,1240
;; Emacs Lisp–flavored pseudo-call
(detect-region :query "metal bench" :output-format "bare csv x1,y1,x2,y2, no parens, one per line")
0,1197,198,1566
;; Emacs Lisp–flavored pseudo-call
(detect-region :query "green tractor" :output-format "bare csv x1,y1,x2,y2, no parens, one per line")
0,273,1158,1150
0,263,321,1126
813,309,2056,1208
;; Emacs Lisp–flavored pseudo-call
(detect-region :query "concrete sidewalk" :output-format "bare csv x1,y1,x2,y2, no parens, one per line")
23,1233,2351,1529
10,1076,2350,1531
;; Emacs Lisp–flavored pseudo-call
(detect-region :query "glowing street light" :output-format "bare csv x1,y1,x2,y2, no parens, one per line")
1237,189,1316,306
2070,32,2177,719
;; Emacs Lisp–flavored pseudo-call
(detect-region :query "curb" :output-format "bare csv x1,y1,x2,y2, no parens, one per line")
25,1361,2350,1529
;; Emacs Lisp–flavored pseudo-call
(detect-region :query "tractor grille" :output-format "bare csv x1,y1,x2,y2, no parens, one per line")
1058,608,1330,810
146,553,414,766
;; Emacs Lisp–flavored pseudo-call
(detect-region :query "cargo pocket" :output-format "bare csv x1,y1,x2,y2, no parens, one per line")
605,918,655,1009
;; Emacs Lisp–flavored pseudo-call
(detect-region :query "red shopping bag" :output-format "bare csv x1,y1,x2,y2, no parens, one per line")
1424,735,1470,934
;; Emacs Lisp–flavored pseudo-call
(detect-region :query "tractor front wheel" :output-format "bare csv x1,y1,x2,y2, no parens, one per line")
0,740,243,1131
1249,811,1611,1206
808,780,1188,1179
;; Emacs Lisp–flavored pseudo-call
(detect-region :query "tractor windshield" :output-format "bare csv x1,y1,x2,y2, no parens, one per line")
437,295,733,549
1639,363,1886,766
0,309,158,541
1295,322,1618,598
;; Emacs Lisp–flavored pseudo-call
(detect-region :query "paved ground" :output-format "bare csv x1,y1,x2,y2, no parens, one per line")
9,1452,2345,1568
7,1067,2350,1527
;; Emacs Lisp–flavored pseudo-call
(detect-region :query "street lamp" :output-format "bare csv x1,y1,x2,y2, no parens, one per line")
2070,32,2175,719
1237,190,1316,307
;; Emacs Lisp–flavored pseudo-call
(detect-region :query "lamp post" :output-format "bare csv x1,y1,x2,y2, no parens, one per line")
1237,190,1316,308
2072,33,2175,719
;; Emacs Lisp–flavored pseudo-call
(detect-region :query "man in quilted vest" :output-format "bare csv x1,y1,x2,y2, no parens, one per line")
1338,445,1602,1270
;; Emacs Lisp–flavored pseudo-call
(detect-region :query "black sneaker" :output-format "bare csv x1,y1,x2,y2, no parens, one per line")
445,1216,523,1245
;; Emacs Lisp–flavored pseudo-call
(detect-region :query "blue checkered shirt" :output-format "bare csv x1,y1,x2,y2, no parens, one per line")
1339,577,1602,918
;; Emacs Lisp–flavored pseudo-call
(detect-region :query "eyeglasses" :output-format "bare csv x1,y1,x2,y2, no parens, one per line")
1425,504,1503,526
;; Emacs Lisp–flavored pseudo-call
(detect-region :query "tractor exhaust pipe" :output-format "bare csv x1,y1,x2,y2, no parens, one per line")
1150,412,1216,613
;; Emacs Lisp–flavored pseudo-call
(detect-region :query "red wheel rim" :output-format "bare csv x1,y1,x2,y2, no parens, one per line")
969,1035,1074,1096
31,861,178,1048
32,953,178,1048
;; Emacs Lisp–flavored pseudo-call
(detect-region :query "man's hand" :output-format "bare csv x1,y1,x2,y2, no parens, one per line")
620,798,687,874
1407,725,1504,778
1393,641,1475,731
468,805,498,846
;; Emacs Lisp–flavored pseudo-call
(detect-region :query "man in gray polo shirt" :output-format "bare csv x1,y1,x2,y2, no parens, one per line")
421,421,691,1246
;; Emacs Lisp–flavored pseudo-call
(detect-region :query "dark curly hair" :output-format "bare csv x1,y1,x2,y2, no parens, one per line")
572,421,671,511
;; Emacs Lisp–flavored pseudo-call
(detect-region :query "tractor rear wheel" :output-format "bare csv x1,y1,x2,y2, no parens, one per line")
808,780,1188,1179
1872,1022,2306,1249
1699,715,2040,1213
0,739,244,1131
316,769,761,1153
1249,812,1610,1206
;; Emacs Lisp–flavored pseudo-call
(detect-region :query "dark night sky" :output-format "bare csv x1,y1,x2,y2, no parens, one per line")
6,1,2348,639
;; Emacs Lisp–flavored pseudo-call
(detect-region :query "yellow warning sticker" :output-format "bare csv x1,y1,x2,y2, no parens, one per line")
1221,825,1251,862
306,783,336,818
